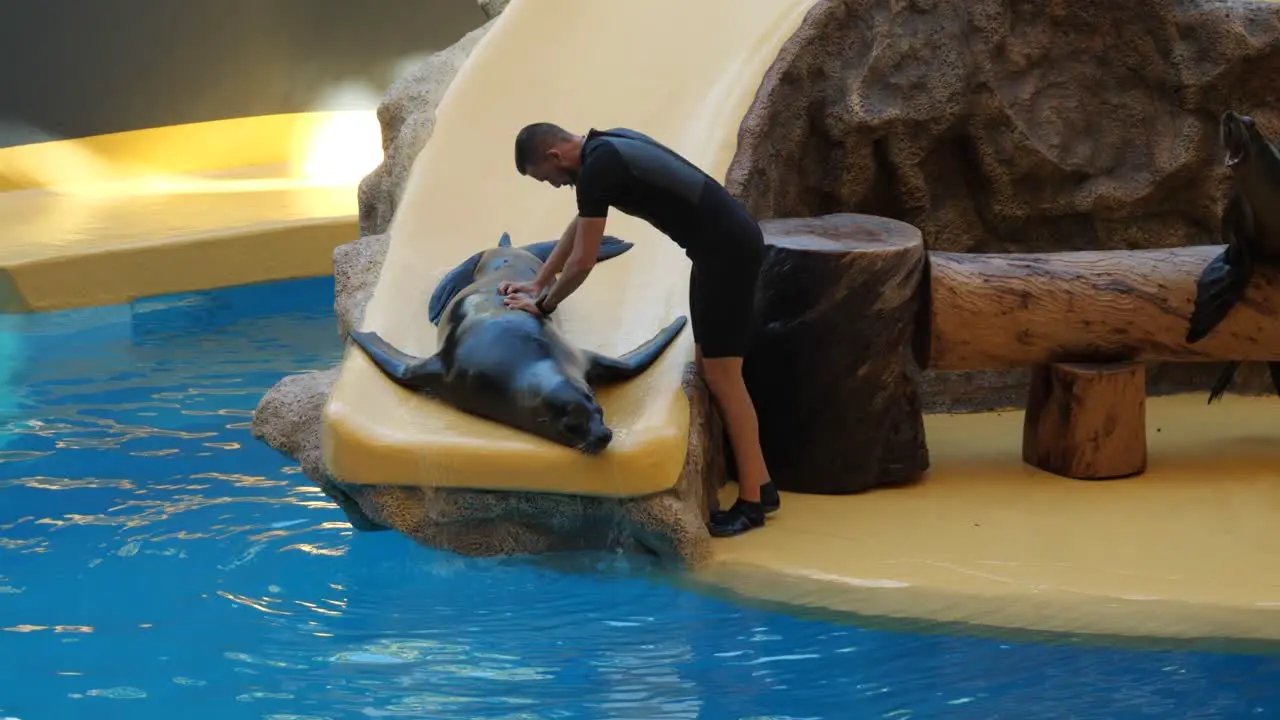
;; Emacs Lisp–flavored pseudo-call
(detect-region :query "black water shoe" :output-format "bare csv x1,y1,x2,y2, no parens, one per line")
708,498,766,537
760,480,780,515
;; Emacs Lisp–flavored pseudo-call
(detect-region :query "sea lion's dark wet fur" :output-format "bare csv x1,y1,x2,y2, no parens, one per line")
347,231,688,454
1186,111,1280,403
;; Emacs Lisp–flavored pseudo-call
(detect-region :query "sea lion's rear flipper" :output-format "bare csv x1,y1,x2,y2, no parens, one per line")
520,235,634,265
1214,360,1280,404
348,329,445,394
585,316,689,386
427,252,484,325
1207,361,1240,404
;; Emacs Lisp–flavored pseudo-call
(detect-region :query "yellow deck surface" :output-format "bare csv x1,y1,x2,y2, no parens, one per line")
0,112,368,312
320,0,817,496
691,393,1280,642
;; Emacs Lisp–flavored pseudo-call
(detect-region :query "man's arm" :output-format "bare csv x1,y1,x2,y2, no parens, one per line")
531,147,617,315
538,216,605,313
533,215,580,288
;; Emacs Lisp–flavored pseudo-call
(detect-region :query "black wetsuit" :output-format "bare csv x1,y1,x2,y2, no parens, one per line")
575,127,764,359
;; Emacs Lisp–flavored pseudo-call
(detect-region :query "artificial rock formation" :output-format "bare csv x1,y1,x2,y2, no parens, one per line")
726,0,1280,409
477,0,511,20
743,214,929,494
356,18,497,238
333,231,388,338
1022,362,1148,480
254,1,726,566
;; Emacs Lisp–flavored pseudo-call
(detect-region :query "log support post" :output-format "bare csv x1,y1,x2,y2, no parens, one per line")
742,213,930,494
1021,362,1148,480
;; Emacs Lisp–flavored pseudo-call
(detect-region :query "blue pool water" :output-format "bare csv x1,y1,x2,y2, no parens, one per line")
1,276,1278,720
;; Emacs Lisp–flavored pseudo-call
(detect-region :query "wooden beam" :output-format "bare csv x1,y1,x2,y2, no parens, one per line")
926,246,1280,371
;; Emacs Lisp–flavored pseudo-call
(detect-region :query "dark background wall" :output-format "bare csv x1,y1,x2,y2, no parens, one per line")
0,0,486,147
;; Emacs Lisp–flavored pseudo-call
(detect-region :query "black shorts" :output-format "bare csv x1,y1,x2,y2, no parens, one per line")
687,203,764,359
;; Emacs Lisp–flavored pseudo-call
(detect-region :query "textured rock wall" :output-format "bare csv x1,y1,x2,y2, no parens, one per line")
252,1,724,565
727,0,1280,410
477,0,511,19
356,20,494,240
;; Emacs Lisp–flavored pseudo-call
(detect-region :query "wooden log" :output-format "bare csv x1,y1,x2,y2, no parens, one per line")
742,213,930,494
926,246,1280,371
1022,362,1148,480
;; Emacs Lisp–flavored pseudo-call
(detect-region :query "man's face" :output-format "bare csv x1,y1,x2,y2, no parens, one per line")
526,148,578,188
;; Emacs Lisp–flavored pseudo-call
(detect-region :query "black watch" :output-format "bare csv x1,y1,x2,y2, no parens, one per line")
535,296,555,316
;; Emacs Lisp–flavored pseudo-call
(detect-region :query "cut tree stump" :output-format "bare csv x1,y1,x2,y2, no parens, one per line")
742,213,930,494
1022,361,1148,480
927,247,1280,371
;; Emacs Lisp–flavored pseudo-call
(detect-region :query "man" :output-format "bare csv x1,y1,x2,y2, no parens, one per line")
499,122,780,537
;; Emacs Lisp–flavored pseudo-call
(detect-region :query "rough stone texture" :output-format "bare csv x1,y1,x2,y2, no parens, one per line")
357,19,496,238
477,0,511,20
333,232,389,338
726,0,1280,411
253,1,726,566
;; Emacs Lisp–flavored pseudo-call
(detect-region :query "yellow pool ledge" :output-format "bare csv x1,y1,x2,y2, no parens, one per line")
0,112,369,312
690,392,1280,643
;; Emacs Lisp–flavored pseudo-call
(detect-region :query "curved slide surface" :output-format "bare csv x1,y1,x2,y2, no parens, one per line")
321,0,815,497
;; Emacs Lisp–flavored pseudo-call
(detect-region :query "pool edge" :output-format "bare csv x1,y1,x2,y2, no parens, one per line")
680,393,1280,645
684,555,1280,646
2,215,357,313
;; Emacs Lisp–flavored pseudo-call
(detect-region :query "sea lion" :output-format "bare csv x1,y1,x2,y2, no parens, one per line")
347,231,688,454
1186,110,1280,403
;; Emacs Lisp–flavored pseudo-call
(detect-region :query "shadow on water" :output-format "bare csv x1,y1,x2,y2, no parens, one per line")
0,277,1278,719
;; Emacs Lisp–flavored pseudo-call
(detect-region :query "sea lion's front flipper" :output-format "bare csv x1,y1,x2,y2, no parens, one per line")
1187,194,1257,344
1186,250,1251,344
584,316,689,386
1207,361,1240,404
427,251,484,325
348,329,445,394
520,235,635,265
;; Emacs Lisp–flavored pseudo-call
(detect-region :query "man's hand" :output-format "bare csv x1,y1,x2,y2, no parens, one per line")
503,292,548,318
497,279,543,297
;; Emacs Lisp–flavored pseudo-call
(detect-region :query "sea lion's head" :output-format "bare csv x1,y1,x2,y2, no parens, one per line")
518,362,613,454
1222,110,1263,168
539,379,613,454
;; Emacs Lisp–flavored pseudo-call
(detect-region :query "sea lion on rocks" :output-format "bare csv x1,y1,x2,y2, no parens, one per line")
347,231,688,454
1186,110,1280,403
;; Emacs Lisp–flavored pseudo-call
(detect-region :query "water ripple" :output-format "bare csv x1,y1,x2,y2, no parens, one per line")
1,278,1278,720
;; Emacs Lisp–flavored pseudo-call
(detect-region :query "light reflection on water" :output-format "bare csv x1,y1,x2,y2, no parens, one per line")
0,277,1278,720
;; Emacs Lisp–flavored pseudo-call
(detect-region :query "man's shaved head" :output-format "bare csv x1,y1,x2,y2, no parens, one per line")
513,122,584,188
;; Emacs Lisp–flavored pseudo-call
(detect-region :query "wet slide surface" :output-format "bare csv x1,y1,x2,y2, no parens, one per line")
321,0,817,495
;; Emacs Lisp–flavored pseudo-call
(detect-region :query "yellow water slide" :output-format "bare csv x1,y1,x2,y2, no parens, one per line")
321,0,816,496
